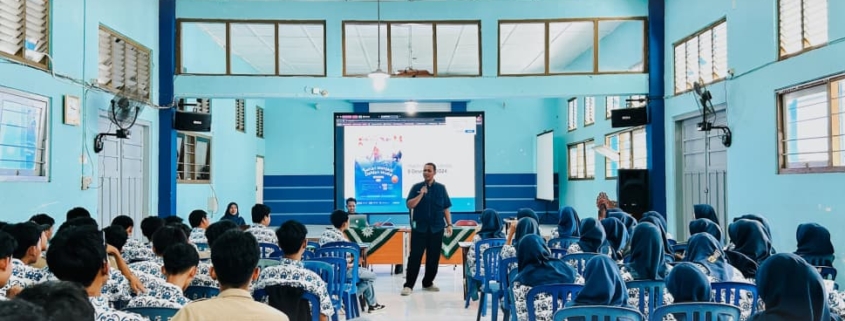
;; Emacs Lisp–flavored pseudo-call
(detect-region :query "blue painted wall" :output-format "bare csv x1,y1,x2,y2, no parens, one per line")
663,0,845,266
0,0,160,226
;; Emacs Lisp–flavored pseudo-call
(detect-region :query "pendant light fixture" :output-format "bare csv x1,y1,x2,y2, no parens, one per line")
367,0,389,91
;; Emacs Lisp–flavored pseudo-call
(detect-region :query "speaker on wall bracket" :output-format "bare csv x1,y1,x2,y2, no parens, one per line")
616,169,649,220
611,107,649,128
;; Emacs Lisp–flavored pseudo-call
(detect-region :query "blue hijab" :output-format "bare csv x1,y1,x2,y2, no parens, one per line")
600,217,628,259
624,223,668,280
684,233,738,282
794,223,835,266
221,202,246,226
689,218,722,244
556,207,581,238
607,211,637,233
478,208,505,239
734,214,775,254
728,219,772,264
513,217,540,249
573,255,630,307
639,215,673,258
513,234,577,287
693,204,719,225
517,208,539,222
750,253,834,321
666,262,711,303
578,218,609,254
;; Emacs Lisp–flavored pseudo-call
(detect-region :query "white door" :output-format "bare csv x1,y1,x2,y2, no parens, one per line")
256,156,264,203
676,110,728,239
98,117,148,235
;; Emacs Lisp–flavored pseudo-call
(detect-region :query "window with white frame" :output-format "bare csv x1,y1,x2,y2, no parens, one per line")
674,20,728,94
606,96,621,119
779,0,828,58
605,127,647,178
584,97,596,126
568,98,578,131
256,106,264,139
778,76,845,173
98,26,152,102
0,0,50,68
177,98,211,114
628,95,648,108
0,87,48,180
568,139,594,180
235,99,245,133
176,133,211,182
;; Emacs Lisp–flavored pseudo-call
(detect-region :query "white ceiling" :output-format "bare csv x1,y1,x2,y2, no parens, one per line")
196,19,641,76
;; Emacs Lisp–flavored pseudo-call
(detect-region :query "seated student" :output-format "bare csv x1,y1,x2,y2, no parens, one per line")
205,220,239,247
619,223,673,319
102,224,144,301
164,216,184,226
501,217,540,261
188,210,211,245
0,299,47,321
465,209,504,301
28,214,54,269
749,253,839,321
794,223,835,267
551,206,581,239
512,234,580,321
122,217,163,263
128,226,189,278
111,215,141,249
46,225,145,321
16,281,96,321
220,202,246,226
126,243,197,308
66,207,91,221
0,231,20,300
570,256,632,309
319,210,385,313
2,223,50,285
665,262,711,303
246,204,278,245
257,221,334,321
567,218,612,256
173,230,288,321
601,217,629,261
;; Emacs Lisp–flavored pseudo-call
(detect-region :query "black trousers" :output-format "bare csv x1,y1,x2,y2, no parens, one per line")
403,228,444,289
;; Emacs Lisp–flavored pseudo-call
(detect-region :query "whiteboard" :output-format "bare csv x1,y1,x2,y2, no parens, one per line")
535,131,555,201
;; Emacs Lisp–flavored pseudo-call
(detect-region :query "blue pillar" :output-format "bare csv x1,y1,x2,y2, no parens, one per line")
353,102,369,113
451,101,468,112
158,0,177,217
646,0,667,217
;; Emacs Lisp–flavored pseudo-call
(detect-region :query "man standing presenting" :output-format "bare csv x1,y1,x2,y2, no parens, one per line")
401,162,452,296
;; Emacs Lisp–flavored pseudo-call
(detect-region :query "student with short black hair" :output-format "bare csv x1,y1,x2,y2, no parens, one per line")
122,217,163,263
103,225,128,253
66,207,91,221
16,281,96,321
0,231,19,300
0,299,47,321
164,216,184,226
319,210,385,312
27,214,53,269
46,226,145,321
56,217,98,234
172,230,288,321
345,198,358,214
111,215,144,249
256,221,334,321
204,220,238,247
245,204,277,245
128,226,187,278
188,210,210,244
126,243,196,309
2,223,49,285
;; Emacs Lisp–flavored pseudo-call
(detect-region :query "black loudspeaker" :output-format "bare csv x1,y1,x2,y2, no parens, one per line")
174,110,211,132
611,108,649,128
617,169,649,219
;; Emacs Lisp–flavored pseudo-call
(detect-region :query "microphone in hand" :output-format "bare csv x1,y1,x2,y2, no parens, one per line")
420,185,428,196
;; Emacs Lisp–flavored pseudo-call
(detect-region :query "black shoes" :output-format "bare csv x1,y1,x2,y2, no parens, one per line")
368,304,386,313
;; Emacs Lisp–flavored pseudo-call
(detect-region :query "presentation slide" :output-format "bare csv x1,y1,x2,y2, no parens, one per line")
334,112,485,213
536,130,554,201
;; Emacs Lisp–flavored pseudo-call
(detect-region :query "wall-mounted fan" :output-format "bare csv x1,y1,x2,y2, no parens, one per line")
94,88,145,153
693,82,732,147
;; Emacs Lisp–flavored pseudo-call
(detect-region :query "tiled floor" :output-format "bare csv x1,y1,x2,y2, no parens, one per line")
348,264,484,321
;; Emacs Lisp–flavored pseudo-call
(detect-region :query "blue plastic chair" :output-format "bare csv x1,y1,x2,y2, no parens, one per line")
526,284,584,321
316,244,361,319
548,237,580,250
650,303,740,321
625,280,667,317
711,281,759,315
817,266,838,280
465,238,506,308
552,305,644,321
307,257,347,321
252,287,322,321
506,269,519,321
498,257,518,321
183,286,220,300
307,241,321,251
258,242,284,259
302,250,315,260
561,253,598,275
550,248,568,259
473,246,504,321
123,307,180,321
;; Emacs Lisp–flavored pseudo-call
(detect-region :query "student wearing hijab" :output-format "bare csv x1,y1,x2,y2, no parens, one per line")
600,217,629,261
693,204,720,225
642,211,674,240
749,253,840,321
516,208,539,222
567,218,611,255
512,235,579,321
689,218,722,245
728,219,773,265
684,233,756,319
551,207,580,239
502,217,540,261
794,223,835,267
665,262,711,303
639,215,675,262
732,214,775,255
465,209,505,291
219,202,246,226
619,223,673,317
571,255,630,308
607,211,637,236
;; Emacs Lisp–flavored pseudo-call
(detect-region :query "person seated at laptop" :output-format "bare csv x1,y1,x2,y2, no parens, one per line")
319,210,385,313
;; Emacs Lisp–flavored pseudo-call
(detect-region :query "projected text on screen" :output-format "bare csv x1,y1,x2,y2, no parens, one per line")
334,113,485,213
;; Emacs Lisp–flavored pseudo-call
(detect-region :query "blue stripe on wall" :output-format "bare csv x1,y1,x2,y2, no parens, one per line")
265,173,560,226
353,102,368,113
452,101,467,112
